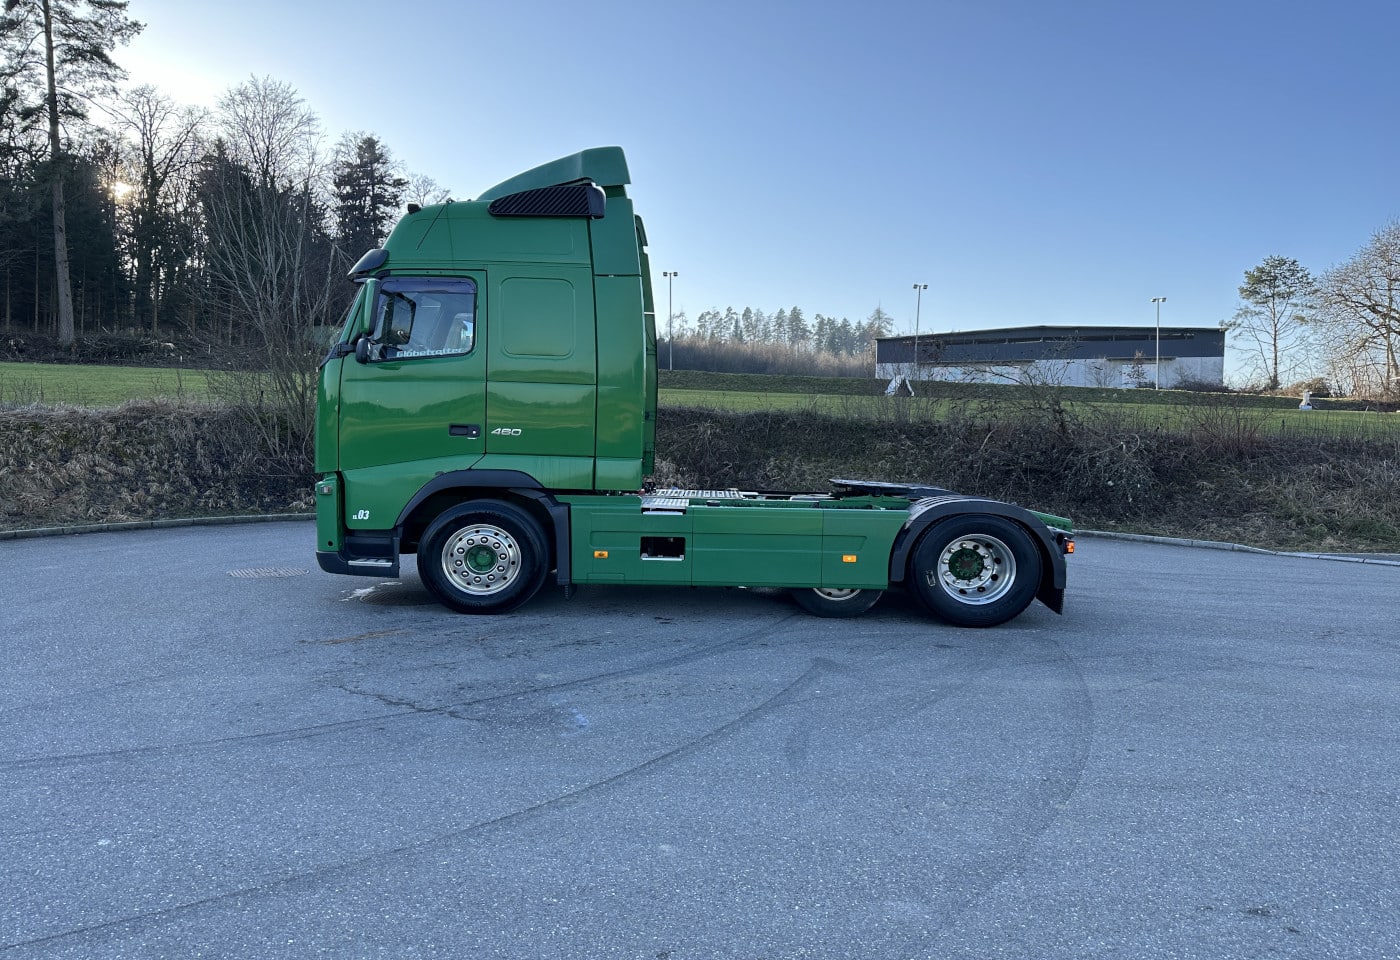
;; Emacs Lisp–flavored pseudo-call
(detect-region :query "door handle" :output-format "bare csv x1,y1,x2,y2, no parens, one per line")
449,424,481,438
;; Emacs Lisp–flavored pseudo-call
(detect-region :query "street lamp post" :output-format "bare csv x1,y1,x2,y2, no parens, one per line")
663,271,678,371
1151,297,1167,390
912,283,927,378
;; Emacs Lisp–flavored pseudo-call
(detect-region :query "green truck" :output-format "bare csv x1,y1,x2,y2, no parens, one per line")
315,147,1073,627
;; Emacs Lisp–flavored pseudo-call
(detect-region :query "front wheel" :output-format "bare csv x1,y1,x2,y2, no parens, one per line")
908,516,1042,628
418,500,548,614
790,587,883,619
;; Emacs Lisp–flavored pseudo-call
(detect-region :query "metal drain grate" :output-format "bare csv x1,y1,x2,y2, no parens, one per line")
227,567,310,579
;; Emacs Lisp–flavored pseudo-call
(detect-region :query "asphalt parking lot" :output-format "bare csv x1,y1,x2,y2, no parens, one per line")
3,522,1398,959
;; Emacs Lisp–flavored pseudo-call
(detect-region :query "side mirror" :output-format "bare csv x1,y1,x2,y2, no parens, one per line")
354,336,372,364
359,278,380,337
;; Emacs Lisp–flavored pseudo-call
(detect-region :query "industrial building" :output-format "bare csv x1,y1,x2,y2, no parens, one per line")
875,325,1225,388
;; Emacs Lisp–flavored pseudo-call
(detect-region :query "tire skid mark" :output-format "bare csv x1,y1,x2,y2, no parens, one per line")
800,621,1030,750
0,616,439,719
906,633,1096,956
0,713,425,772
2,659,832,953
317,609,808,722
0,640,443,725
772,635,1096,955
0,612,805,771
440,610,807,712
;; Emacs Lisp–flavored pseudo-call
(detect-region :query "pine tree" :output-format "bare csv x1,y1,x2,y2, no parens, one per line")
332,132,407,255
752,307,770,343
723,305,740,342
740,306,757,342
772,308,788,345
1231,255,1316,390
786,305,809,346
837,318,856,355
865,306,894,339
0,0,142,346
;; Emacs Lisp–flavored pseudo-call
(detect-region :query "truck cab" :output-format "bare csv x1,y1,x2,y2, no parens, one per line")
316,147,655,571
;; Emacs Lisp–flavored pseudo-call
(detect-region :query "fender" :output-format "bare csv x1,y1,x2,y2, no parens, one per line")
395,469,573,585
888,496,1068,614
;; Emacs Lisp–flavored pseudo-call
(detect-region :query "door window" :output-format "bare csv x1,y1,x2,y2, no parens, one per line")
370,278,477,360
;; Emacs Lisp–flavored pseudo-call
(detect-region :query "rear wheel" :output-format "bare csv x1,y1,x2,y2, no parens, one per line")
789,587,882,619
419,501,548,614
909,516,1041,627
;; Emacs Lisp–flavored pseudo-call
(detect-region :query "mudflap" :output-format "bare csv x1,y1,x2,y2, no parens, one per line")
1038,583,1065,615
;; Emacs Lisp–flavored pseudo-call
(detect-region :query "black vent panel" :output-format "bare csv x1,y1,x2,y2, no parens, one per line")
488,182,606,219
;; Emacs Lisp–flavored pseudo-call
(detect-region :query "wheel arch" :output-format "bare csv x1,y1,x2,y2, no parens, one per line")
889,498,1067,614
396,470,572,585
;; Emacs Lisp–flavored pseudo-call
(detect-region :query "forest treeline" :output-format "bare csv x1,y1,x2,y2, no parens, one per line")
3,1,1397,399
1,0,437,344
0,1,885,379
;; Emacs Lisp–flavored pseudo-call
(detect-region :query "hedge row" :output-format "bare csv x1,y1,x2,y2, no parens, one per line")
3,400,1398,552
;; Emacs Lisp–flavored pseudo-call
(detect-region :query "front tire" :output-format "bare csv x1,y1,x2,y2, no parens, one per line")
908,516,1041,628
419,500,548,614
790,587,883,619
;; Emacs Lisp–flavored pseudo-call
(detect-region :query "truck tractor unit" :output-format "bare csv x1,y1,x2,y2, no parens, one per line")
315,147,1073,627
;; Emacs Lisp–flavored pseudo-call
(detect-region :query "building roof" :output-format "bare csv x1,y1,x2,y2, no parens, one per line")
876,324,1225,363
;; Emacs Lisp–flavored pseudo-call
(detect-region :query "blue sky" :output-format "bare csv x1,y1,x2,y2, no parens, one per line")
120,0,1398,368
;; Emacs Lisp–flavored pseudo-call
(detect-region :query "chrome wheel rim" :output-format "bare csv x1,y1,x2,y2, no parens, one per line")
813,588,864,602
935,534,1016,605
441,524,521,596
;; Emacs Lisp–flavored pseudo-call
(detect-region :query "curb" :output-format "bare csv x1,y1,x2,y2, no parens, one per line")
1076,529,1400,567
4,516,1399,568
0,513,314,542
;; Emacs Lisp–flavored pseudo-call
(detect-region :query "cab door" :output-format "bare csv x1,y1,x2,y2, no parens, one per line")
337,275,485,523
482,267,598,488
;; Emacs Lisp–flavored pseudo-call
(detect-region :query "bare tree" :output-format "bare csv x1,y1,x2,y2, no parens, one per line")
109,84,205,333
198,78,338,452
215,75,319,189
404,171,450,207
1315,222,1400,399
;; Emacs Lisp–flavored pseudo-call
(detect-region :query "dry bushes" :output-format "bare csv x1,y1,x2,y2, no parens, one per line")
654,402,1400,552
3,394,1397,553
0,401,313,530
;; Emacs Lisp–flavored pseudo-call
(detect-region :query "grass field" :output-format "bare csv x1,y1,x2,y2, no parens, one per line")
659,387,1400,439
4,361,1396,440
0,362,217,407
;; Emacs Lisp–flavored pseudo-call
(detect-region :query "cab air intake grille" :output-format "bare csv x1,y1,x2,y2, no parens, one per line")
487,182,605,218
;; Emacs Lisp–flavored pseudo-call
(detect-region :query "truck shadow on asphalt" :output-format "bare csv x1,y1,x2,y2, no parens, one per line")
333,566,983,629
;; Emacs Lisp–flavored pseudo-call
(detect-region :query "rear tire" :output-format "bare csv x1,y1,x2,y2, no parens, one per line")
419,500,548,614
789,587,882,619
908,516,1041,628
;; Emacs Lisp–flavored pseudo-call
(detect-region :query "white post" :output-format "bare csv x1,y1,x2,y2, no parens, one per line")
1151,297,1167,389
912,283,927,379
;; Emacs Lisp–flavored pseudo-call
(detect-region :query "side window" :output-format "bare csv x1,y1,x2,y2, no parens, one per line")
371,278,476,360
